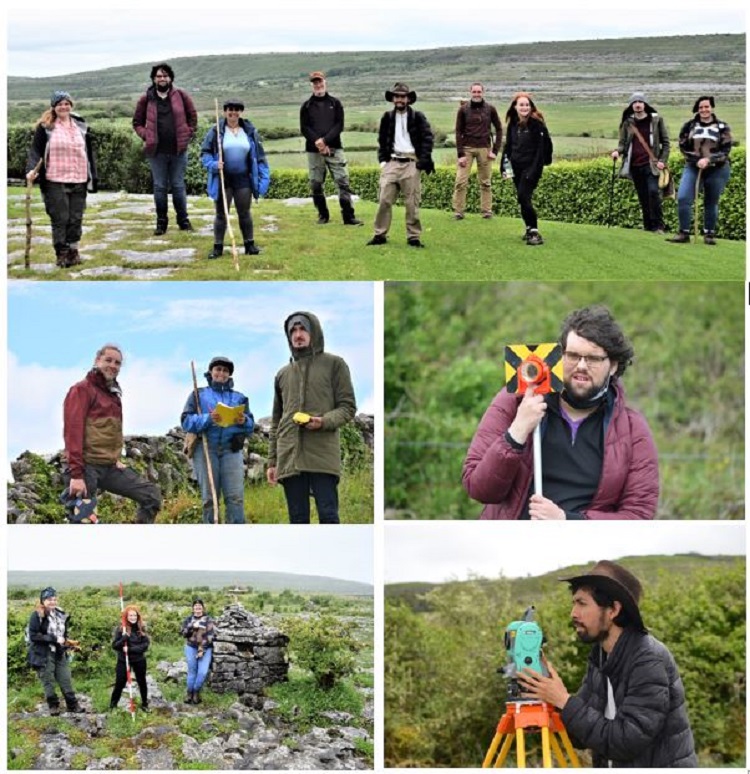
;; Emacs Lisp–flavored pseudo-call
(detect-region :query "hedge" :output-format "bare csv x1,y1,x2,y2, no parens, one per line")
8,123,745,239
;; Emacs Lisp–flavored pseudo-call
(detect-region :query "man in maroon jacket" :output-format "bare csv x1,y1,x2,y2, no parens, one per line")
133,63,198,235
462,306,658,520
63,344,161,523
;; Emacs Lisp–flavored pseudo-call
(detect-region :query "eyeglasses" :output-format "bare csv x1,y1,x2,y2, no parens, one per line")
563,351,609,366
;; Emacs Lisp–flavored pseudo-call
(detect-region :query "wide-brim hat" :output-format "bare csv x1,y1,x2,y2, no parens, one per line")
559,560,646,633
386,83,417,104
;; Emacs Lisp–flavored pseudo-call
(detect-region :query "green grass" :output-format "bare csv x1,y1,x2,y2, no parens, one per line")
9,187,743,282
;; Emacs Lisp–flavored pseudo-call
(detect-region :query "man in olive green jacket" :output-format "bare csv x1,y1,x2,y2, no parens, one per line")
266,311,357,523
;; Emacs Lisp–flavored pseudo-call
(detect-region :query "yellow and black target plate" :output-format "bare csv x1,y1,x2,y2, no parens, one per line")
504,342,563,394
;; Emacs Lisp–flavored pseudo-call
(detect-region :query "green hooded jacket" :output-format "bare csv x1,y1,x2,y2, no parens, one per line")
269,311,357,480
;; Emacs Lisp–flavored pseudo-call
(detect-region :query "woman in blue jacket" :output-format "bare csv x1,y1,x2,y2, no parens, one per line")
200,98,270,259
181,356,254,524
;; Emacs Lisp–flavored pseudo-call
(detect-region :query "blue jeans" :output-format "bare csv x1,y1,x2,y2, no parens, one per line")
184,645,212,692
676,163,731,233
148,151,189,225
193,444,245,524
281,472,340,524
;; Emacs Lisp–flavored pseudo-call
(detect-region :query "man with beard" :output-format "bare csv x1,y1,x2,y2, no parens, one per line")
516,560,697,768
299,72,363,226
452,82,503,220
62,344,162,523
462,305,658,519
266,312,357,524
366,82,434,248
133,63,198,235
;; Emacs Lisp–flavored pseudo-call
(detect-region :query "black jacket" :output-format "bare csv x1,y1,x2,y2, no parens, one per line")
112,624,150,665
300,93,345,152
27,608,71,668
503,116,549,183
376,107,434,171
561,629,697,767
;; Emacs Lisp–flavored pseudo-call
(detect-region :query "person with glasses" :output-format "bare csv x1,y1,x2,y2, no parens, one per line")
200,99,270,258
62,344,162,523
462,306,658,520
133,63,198,235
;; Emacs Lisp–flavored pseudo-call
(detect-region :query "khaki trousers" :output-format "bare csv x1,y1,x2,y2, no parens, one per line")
373,160,422,239
452,147,493,216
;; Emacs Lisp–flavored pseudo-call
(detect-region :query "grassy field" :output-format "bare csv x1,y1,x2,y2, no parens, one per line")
9,187,744,282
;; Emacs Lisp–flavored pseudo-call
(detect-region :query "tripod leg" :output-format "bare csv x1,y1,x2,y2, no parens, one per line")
494,734,514,768
482,732,503,768
516,728,526,768
549,733,569,768
558,729,581,767
541,726,553,768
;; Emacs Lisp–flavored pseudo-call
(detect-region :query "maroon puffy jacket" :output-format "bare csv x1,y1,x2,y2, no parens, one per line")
132,86,197,157
462,383,658,520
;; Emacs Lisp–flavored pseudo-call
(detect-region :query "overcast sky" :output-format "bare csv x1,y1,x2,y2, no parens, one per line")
7,525,373,584
384,521,745,584
7,2,745,77
7,282,374,460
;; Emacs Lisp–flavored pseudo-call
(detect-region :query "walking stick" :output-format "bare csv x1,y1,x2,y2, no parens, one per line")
214,99,239,272
693,167,703,244
607,157,617,228
118,582,136,721
533,425,543,497
191,360,220,524
24,159,44,269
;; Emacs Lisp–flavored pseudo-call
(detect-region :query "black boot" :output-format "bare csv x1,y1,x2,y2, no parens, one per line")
244,240,261,255
154,218,168,236
193,690,202,705
312,193,330,224
66,247,82,267
703,231,717,245
340,198,363,226
47,697,61,716
54,244,70,268
64,695,83,713
208,244,224,259
668,231,691,243
178,219,194,232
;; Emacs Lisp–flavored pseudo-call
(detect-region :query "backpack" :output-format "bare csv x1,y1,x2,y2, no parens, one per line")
542,129,553,166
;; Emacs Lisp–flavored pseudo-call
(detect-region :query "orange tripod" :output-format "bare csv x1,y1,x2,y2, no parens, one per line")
483,700,580,768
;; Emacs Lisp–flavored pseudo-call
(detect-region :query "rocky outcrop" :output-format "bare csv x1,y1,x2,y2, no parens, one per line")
7,415,373,523
209,604,289,708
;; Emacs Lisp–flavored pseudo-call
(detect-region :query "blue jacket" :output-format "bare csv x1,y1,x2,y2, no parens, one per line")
181,375,254,451
200,118,270,201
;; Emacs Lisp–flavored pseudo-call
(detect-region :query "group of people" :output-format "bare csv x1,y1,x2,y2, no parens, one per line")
62,312,356,525
25,64,735,265
28,590,216,714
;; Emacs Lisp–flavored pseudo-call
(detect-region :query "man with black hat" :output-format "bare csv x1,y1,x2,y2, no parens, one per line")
517,560,698,768
63,344,162,523
367,82,435,248
28,588,83,715
463,305,658,520
299,72,363,226
266,312,357,523
181,356,254,524
612,92,670,234
133,62,198,235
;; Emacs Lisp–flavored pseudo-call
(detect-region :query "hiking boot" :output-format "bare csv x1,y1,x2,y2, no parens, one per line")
193,691,202,704
526,230,544,246
55,247,72,268
185,692,194,704
481,212,493,219
65,248,82,267
703,231,717,245
178,220,194,232
141,703,151,713
244,241,261,255
340,199,363,226
47,698,61,716
668,231,691,243
343,217,364,226
65,699,83,713
366,235,387,246
208,244,224,259
452,213,465,221
317,215,330,224
407,238,425,248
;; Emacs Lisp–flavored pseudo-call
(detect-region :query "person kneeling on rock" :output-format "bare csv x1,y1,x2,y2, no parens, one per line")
110,605,150,713
180,599,216,704
27,587,83,715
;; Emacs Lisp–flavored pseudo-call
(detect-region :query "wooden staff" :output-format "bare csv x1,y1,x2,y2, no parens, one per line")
694,167,703,244
214,99,239,272
191,360,220,524
118,582,137,721
25,159,44,269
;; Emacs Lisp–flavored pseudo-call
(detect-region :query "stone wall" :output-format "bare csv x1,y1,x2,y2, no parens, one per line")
208,603,289,709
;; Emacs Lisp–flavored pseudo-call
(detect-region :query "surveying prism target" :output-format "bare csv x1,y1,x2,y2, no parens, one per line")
504,343,563,395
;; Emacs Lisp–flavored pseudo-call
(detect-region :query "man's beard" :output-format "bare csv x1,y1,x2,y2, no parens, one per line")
156,83,170,93
395,103,407,112
561,373,610,410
